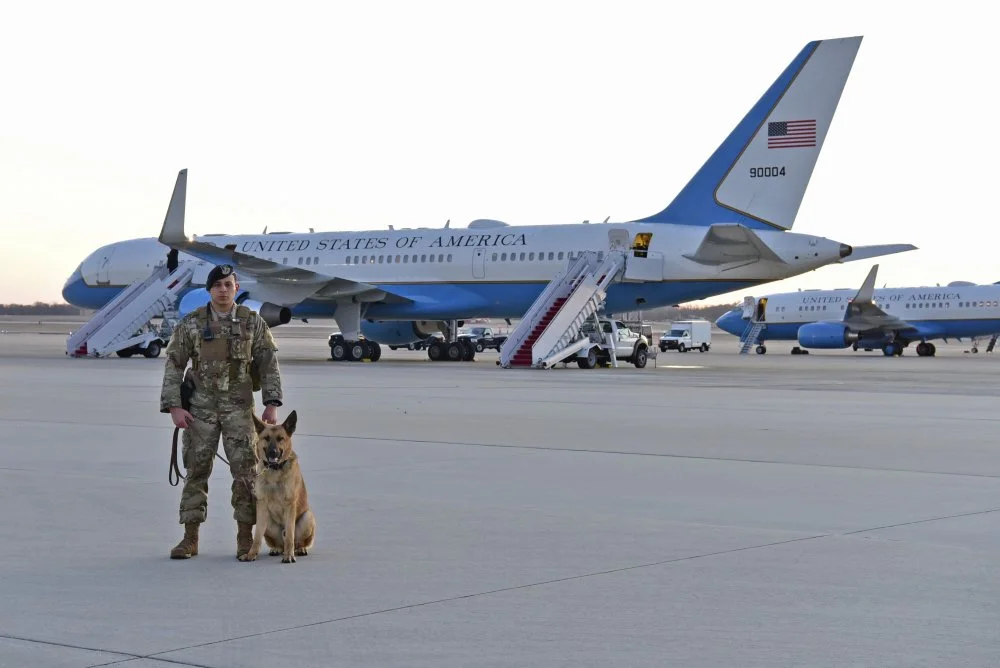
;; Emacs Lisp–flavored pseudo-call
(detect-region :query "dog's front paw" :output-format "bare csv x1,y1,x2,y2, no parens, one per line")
269,548,282,556
281,554,296,564
240,550,259,562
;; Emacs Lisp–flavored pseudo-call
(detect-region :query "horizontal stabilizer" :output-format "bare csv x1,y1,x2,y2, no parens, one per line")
683,224,785,266
839,244,917,263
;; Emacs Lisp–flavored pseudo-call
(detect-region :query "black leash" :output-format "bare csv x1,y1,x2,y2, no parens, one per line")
169,427,184,486
168,426,233,486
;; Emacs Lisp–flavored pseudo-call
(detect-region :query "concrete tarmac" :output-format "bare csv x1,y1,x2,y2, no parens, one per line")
1,320,998,667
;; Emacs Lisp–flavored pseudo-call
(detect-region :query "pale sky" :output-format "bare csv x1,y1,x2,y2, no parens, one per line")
2,1,996,306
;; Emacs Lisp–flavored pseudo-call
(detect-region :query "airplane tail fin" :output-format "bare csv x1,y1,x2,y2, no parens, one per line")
635,36,862,231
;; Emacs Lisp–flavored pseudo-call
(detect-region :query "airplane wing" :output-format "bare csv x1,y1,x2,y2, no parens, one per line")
842,264,909,331
682,223,786,266
158,170,410,305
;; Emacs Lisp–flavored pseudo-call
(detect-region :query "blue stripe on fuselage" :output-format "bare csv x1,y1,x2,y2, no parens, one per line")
65,277,762,321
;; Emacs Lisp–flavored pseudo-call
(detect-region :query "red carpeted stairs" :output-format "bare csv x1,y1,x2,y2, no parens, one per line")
508,297,567,367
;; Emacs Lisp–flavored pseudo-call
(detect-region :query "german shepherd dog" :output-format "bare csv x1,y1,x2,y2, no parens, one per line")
240,411,316,563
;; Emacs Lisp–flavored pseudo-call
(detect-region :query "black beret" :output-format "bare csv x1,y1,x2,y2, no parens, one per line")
206,264,236,289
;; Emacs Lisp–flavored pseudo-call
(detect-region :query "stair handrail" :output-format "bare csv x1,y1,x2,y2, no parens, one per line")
499,252,594,367
66,265,172,354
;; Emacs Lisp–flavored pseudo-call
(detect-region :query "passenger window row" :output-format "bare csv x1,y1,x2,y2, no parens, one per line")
319,250,600,266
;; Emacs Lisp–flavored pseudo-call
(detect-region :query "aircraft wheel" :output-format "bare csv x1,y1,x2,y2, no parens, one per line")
368,342,382,362
330,342,347,362
882,343,897,357
971,346,979,354
427,342,443,361
755,345,766,355
446,342,464,361
927,343,936,356
348,341,365,361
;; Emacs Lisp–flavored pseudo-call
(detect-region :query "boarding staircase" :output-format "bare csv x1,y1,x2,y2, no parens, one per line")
500,250,625,368
67,261,198,358
737,296,766,354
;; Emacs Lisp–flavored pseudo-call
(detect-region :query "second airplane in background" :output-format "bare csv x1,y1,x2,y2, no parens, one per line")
717,265,1000,356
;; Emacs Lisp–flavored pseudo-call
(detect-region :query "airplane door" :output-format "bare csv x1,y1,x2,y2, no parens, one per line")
756,297,767,322
97,248,115,285
473,249,486,279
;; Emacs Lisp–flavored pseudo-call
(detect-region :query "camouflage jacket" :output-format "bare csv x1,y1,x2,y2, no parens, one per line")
160,304,282,413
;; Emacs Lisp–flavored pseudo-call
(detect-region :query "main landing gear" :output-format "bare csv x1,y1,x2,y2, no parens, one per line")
329,335,382,362
426,339,476,362
915,341,936,357
881,341,906,357
426,320,476,362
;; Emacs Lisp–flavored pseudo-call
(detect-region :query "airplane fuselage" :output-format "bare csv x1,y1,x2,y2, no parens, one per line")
64,221,849,320
719,285,1000,342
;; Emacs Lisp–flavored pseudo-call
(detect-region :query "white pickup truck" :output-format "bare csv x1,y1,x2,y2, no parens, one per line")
565,318,650,369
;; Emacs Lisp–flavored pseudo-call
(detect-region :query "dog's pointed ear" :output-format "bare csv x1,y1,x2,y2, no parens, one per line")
252,413,268,434
283,410,297,435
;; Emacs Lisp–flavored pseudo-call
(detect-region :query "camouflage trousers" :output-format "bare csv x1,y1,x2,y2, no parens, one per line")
179,406,257,525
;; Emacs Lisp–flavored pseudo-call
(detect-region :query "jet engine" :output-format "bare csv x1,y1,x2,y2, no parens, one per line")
176,289,291,327
797,322,860,349
360,320,439,345
237,297,292,327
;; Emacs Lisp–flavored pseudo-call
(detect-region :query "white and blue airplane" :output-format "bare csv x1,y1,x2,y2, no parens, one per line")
716,264,1000,356
62,36,914,359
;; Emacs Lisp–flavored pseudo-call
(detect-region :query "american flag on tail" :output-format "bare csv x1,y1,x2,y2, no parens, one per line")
767,120,816,149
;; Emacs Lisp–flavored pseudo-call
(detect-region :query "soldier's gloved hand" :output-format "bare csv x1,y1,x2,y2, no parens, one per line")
169,407,194,429
261,404,278,425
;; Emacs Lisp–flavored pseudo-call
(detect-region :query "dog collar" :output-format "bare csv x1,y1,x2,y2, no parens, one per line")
262,460,289,471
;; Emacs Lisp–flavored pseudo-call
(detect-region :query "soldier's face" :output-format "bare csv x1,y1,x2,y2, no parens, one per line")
209,275,239,309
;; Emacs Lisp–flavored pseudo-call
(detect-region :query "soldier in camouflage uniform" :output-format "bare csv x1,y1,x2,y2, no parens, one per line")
160,264,283,560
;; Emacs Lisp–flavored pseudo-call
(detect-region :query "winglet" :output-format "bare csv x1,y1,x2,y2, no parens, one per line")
158,169,188,247
853,264,879,304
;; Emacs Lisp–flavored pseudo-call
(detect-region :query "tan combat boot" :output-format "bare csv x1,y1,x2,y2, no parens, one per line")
170,522,199,559
236,522,253,560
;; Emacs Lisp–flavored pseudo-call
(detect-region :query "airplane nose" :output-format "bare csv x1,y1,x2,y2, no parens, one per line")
62,265,84,304
715,309,742,335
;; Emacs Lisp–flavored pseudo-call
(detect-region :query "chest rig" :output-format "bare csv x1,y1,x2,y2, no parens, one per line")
191,305,256,394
